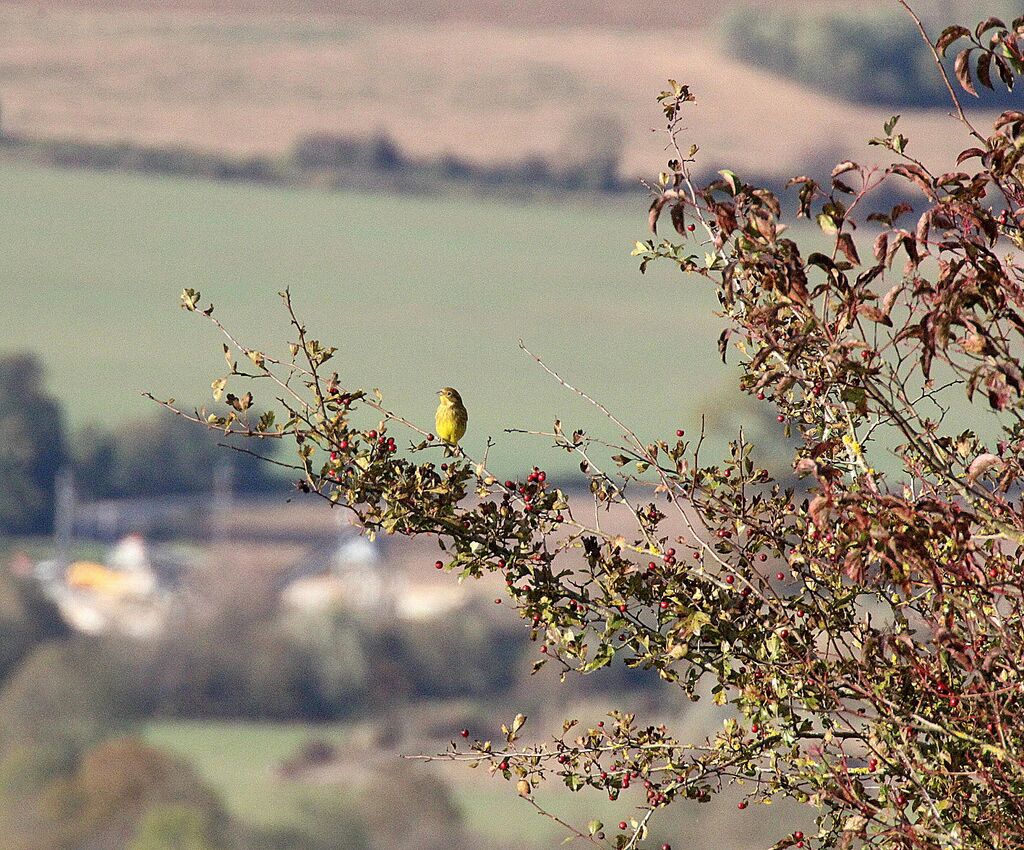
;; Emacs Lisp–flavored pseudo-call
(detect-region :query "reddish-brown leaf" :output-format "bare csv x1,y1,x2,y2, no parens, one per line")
955,49,979,97
836,233,861,266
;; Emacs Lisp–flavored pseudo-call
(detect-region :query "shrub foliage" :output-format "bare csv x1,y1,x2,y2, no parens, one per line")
165,6,1024,848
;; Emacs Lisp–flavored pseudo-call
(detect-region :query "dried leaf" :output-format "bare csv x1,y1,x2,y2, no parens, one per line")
955,49,979,97
936,25,970,55
967,452,1002,485
837,233,860,266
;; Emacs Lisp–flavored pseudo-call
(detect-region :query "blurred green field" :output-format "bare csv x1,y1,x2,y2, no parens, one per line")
144,720,355,829
0,160,747,476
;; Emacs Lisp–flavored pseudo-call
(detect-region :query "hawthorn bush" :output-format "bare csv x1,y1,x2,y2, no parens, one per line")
161,4,1024,848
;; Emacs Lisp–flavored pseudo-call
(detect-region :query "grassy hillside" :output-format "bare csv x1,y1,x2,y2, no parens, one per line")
0,5,975,183
0,160,751,477
2,0,877,28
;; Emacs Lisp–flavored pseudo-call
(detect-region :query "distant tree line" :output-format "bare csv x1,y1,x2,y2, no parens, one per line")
0,124,626,198
720,2,1020,107
0,353,280,536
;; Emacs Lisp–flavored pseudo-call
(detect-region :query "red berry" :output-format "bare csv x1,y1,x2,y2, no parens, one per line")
776,572,785,580
756,391,765,400
737,801,747,810
498,761,509,771
794,832,804,841
676,429,684,437
660,600,670,610
777,414,785,422
725,575,735,585
618,821,627,830
368,430,377,439
435,560,444,569
460,729,469,737
427,433,435,441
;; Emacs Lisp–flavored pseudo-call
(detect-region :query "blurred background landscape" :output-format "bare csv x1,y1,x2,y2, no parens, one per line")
0,0,1016,848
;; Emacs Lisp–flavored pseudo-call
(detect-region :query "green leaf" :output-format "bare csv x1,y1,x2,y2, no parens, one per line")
679,609,711,638
581,642,616,673
816,213,838,235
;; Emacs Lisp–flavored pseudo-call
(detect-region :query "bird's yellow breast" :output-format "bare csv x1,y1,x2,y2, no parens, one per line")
435,400,467,445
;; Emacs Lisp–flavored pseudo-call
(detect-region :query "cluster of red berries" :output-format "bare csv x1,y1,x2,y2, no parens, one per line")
364,430,396,454
641,777,670,807
329,388,354,408
505,467,551,515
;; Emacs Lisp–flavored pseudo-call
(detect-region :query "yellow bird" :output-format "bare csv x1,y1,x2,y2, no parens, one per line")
435,387,468,448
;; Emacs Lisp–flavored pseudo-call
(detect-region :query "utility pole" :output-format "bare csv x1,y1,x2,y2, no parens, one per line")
53,466,75,569
211,457,233,542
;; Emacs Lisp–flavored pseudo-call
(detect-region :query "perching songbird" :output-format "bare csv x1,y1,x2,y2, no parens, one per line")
435,387,468,449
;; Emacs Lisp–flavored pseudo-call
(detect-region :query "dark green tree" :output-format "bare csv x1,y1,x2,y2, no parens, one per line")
74,413,278,500
0,354,68,535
